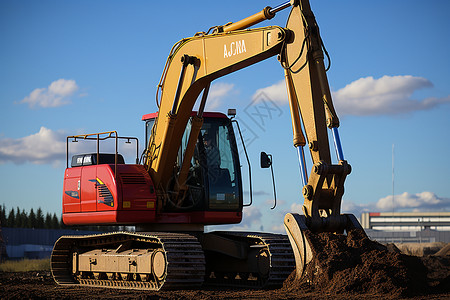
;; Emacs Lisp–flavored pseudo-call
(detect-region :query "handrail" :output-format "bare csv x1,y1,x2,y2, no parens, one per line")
66,131,139,178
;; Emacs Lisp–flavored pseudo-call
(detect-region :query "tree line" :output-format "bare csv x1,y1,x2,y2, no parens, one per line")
0,205,122,232
1,205,62,229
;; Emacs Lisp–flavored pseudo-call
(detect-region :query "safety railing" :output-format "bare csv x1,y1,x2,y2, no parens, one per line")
66,131,139,177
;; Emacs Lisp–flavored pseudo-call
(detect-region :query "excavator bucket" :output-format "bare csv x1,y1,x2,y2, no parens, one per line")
284,213,366,279
276,0,371,280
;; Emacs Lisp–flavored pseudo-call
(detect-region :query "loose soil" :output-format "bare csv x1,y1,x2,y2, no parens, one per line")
283,229,450,298
1,231,449,299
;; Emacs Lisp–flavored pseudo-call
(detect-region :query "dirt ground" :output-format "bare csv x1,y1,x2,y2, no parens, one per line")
1,232,449,299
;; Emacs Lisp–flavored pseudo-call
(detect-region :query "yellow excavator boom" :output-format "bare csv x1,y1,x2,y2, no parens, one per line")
144,0,365,278
144,25,287,200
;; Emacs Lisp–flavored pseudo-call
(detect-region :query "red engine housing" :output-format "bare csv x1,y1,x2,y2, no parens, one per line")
63,163,156,225
62,163,242,226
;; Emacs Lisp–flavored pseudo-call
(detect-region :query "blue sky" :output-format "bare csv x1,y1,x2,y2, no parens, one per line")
1,0,449,233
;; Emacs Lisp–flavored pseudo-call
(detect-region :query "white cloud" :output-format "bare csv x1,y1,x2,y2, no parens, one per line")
19,79,80,108
251,75,450,116
270,224,286,234
266,203,303,234
252,80,288,105
341,200,370,214
333,75,450,115
0,127,66,165
204,82,235,111
342,191,450,217
376,191,450,212
290,202,303,214
0,128,142,166
242,205,263,225
251,189,270,196
264,198,285,207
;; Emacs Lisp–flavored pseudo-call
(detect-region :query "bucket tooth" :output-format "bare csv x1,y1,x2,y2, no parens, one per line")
283,213,313,279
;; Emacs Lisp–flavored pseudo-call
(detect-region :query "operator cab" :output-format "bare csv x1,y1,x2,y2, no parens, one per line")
143,112,243,212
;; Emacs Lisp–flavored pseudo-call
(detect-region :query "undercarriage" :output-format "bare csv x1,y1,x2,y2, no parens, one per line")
51,231,294,290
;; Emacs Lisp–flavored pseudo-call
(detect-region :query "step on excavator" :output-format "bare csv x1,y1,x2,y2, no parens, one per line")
51,0,365,290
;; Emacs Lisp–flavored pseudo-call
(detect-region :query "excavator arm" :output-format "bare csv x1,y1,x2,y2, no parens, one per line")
144,25,287,204
280,1,365,279
144,0,365,277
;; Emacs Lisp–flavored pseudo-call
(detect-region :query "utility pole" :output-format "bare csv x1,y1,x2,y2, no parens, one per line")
392,144,395,243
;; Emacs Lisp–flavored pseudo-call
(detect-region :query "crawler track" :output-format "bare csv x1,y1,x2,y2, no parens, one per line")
51,231,294,290
51,232,205,290
204,232,295,289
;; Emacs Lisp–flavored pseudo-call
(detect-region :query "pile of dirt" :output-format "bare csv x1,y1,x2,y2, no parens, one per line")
421,255,450,292
282,229,431,297
434,243,450,257
396,242,447,256
0,255,449,299
1,235,449,299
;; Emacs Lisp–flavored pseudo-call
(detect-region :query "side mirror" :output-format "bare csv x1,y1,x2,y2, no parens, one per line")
260,152,272,168
260,151,277,209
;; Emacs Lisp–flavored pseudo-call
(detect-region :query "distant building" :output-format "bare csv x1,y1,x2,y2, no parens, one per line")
2,227,102,259
0,225,7,261
361,212,450,243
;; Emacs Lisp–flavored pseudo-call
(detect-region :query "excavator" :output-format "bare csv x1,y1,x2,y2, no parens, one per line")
51,0,365,290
